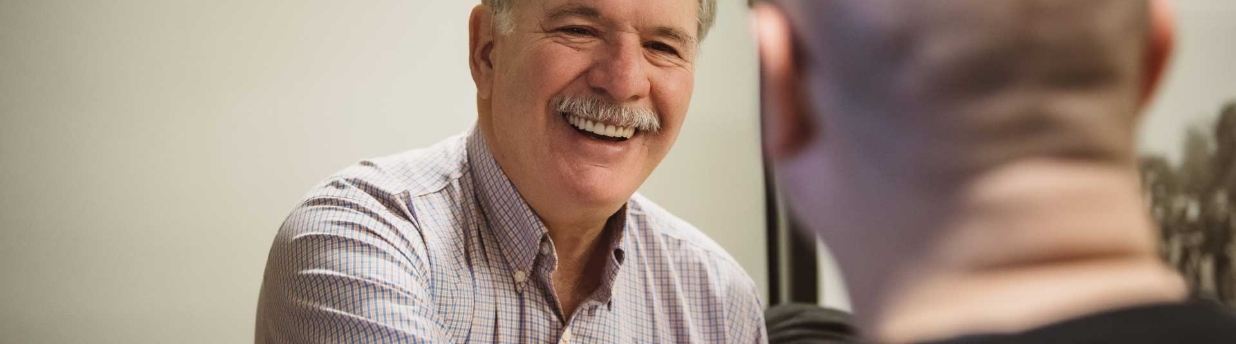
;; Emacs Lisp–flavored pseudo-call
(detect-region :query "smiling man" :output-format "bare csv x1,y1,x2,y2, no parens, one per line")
254,0,765,343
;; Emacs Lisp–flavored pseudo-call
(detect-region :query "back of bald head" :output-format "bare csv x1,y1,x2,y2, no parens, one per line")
772,0,1150,182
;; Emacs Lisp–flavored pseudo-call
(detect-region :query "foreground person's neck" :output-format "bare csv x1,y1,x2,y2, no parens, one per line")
872,159,1188,343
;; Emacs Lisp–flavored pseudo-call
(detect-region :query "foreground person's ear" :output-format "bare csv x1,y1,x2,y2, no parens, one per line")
469,5,498,100
1141,0,1175,106
753,3,815,160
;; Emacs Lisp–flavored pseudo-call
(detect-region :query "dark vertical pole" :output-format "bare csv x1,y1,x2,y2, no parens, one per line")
763,158,783,305
786,216,819,304
764,161,820,305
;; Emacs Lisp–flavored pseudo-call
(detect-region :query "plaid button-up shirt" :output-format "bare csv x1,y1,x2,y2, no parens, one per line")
255,127,767,343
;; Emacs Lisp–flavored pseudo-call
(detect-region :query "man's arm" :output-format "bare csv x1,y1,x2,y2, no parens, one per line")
722,262,769,344
255,193,445,343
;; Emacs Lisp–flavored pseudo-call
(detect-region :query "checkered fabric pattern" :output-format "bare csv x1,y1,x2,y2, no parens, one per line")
255,127,767,343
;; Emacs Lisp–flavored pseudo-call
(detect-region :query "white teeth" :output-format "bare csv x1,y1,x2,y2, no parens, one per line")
565,113,635,139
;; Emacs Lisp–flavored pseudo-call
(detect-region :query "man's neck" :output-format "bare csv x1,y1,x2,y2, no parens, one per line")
547,218,609,266
858,159,1187,343
544,215,614,319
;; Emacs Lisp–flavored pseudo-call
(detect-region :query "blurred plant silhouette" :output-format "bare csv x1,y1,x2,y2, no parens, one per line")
1140,101,1236,307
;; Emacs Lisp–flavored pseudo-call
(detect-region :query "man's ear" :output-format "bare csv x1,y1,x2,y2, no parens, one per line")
469,5,498,100
1141,0,1175,106
753,3,815,159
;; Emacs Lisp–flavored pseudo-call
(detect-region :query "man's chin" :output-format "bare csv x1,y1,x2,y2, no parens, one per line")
545,160,648,214
559,183,637,213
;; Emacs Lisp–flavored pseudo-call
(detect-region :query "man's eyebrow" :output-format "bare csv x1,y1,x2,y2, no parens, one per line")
652,26,697,47
545,4,602,22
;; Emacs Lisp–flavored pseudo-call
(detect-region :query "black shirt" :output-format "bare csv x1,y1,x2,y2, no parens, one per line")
923,300,1236,344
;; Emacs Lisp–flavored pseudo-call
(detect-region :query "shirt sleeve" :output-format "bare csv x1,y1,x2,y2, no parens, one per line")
706,251,767,344
726,272,769,344
255,192,446,344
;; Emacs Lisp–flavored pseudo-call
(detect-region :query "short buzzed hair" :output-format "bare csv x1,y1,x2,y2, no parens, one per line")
482,0,719,41
773,0,1150,181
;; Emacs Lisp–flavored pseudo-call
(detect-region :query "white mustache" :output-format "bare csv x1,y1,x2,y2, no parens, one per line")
552,95,661,133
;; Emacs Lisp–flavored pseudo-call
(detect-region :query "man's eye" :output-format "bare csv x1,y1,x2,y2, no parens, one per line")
644,42,680,57
556,26,596,37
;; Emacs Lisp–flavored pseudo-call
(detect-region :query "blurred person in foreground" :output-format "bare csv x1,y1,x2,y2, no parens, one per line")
753,0,1236,342
254,0,766,342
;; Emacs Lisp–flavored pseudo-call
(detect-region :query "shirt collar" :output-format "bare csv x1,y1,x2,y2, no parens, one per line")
467,128,549,277
466,127,631,299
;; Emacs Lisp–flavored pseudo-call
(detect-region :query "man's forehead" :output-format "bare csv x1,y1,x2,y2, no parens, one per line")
525,0,699,39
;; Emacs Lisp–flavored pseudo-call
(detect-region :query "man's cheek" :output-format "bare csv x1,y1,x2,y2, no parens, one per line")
653,77,694,121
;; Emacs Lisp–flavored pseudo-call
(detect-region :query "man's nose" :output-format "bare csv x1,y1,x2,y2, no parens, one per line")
587,38,650,103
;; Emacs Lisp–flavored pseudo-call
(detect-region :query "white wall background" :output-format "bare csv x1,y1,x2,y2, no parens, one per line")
0,1,763,343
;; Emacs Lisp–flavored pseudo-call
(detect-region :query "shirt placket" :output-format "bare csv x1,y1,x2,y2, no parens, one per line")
535,237,606,344
529,237,569,343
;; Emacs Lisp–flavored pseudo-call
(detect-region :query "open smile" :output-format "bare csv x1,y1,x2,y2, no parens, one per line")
562,112,636,142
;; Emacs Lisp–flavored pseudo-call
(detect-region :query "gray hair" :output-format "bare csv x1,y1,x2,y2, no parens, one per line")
481,0,718,41
553,94,662,132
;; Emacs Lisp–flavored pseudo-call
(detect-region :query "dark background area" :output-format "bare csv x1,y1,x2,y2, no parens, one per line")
1141,100,1236,307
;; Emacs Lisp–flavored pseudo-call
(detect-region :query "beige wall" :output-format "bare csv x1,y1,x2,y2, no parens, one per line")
0,1,764,343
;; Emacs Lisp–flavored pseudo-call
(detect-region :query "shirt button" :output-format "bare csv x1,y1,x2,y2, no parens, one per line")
540,242,552,255
513,270,528,284
559,328,572,344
